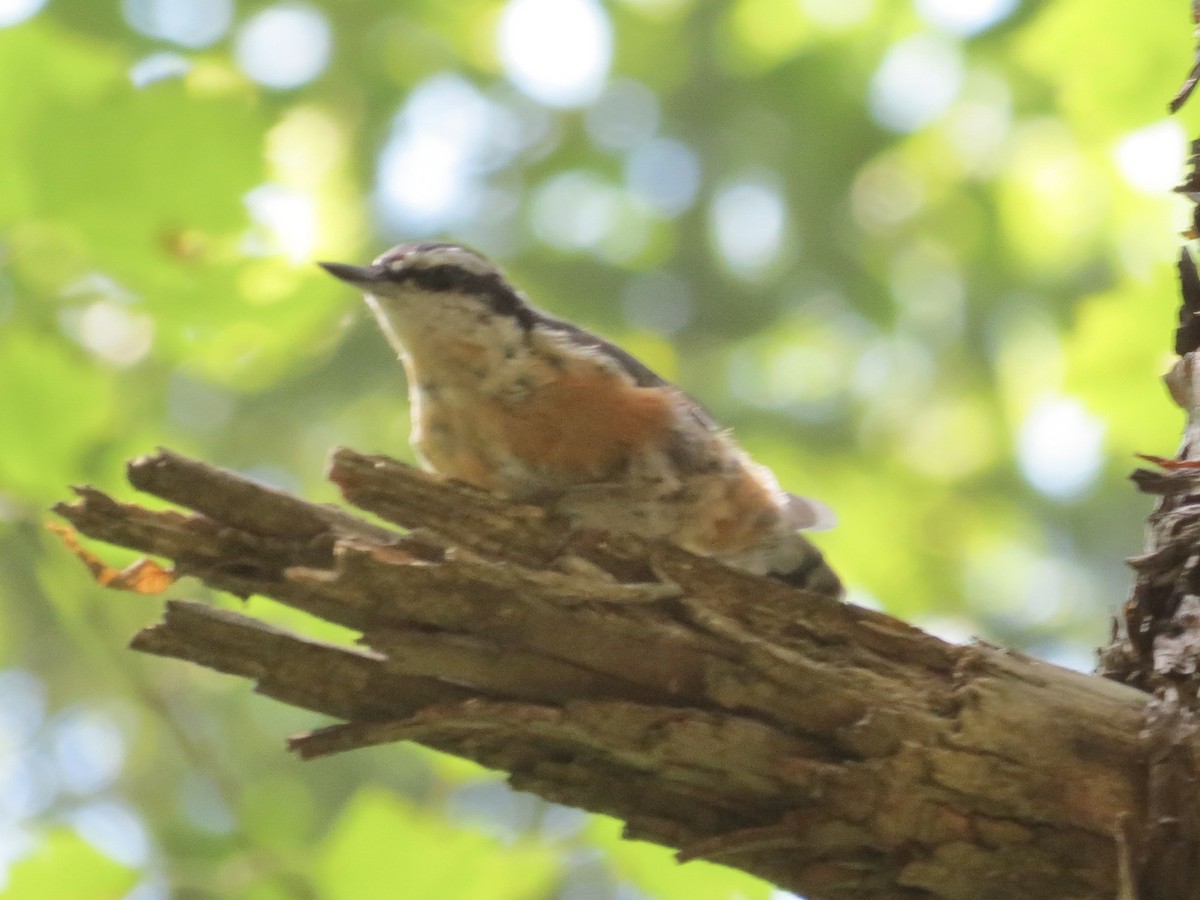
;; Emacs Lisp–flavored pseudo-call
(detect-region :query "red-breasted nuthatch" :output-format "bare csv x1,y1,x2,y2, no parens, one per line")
320,242,841,597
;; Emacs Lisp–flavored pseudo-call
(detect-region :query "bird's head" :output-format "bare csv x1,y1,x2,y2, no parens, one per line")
319,242,538,353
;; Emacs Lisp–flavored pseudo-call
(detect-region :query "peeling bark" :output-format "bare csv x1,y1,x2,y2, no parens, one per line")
1099,352,1200,899
55,447,1149,900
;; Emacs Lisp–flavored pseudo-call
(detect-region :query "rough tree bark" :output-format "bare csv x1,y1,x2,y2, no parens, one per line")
1099,345,1200,900
1087,19,1200,897
56,446,1152,900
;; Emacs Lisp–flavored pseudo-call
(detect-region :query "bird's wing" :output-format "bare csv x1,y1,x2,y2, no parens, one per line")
532,312,722,432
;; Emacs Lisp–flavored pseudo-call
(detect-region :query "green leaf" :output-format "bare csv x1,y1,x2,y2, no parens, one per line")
1016,0,1189,141
0,21,348,390
0,328,114,502
0,23,262,280
315,789,558,900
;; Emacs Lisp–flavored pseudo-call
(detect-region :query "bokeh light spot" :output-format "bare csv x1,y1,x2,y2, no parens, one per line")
851,156,925,232
244,183,318,262
70,800,150,867
0,0,46,27
943,68,1012,176
373,78,550,240
626,139,701,216
267,106,345,184
122,0,232,48
869,34,963,133
1017,396,1105,499
0,670,45,750
77,302,155,368
709,180,788,278
498,0,612,107
235,4,331,90
128,52,191,87
1114,119,1186,195
915,0,1016,36
531,171,622,252
375,76,495,235
52,707,126,796
0,753,57,820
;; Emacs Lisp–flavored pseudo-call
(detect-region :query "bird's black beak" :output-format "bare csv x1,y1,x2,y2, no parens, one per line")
317,261,386,286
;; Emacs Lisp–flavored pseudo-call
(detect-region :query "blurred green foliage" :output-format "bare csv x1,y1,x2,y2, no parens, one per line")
0,0,1193,897
3,829,137,899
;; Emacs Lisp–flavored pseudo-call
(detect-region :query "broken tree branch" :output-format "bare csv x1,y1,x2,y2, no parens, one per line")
54,447,1148,900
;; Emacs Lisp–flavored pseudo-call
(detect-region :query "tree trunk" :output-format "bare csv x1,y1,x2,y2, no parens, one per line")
55,446,1153,900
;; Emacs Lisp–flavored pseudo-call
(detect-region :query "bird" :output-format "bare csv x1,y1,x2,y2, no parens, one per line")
319,242,841,598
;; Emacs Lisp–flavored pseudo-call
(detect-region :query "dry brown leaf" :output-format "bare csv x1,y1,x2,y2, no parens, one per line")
1135,453,1200,470
47,521,175,594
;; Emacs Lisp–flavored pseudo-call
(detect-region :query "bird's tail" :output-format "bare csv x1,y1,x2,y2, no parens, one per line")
765,532,843,599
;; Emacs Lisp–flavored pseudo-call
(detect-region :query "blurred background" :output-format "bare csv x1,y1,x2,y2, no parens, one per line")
0,0,1193,897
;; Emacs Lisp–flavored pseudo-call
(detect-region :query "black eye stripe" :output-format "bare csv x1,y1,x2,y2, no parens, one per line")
388,264,539,330
406,265,458,292
388,263,490,292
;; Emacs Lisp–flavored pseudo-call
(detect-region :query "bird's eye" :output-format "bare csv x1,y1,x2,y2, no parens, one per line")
419,266,458,292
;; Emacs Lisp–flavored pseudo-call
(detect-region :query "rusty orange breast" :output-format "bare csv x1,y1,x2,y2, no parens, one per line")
496,366,678,483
